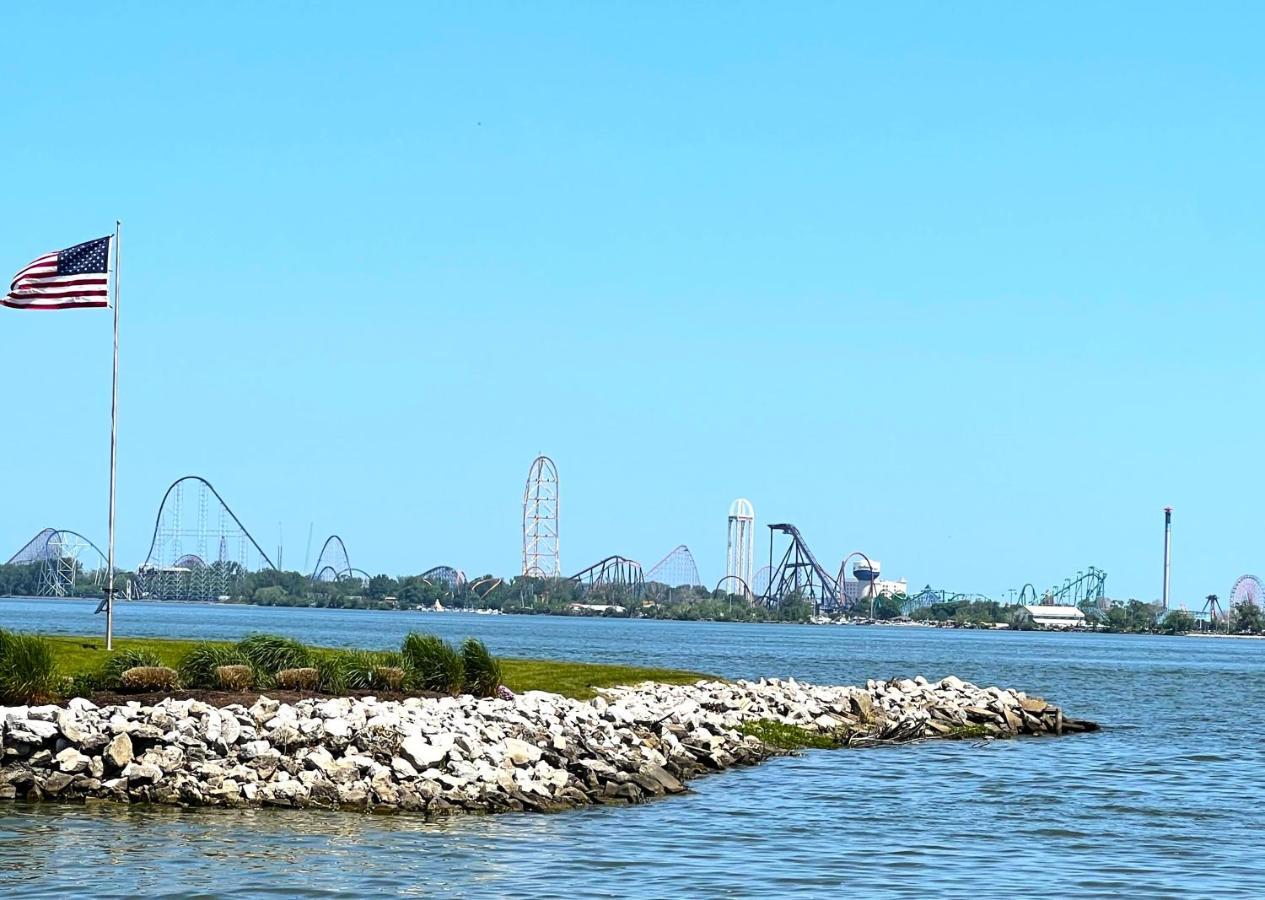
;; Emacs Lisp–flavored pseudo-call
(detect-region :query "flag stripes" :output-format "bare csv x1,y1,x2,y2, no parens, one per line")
5,236,111,310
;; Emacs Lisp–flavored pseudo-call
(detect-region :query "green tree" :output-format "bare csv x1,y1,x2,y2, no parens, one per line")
254,585,290,606
1230,601,1265,634
873,593,905,620
1160,609,1195,634
366,574,397,600
1101,599,1160,633
0,563,44,597
1125,599,1160,632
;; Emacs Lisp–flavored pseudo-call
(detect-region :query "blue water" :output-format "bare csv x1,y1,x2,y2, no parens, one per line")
2,597,1262,898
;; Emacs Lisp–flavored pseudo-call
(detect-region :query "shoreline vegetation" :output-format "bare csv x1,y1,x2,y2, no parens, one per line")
0,631,708,707
4,560,1260,634
0,627,1098,816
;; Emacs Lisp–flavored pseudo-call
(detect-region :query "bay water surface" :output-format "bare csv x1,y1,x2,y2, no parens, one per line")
1,598,1261,898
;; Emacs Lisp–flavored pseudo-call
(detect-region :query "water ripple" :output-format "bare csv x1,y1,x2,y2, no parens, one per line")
3,600,1265,896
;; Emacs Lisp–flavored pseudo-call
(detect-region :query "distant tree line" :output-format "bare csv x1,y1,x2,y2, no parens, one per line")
4,561,1265,634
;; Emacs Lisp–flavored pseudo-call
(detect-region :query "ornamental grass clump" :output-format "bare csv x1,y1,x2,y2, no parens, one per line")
101,648,164,690
460,638,503,698
274,667,321,691
179,642,252,688
373,666,407,692
313,653,350,695
400,632,464,694
119,666,180,693
214,664,253,692
236,633,314,677
331,649,399,691
0,630,60,704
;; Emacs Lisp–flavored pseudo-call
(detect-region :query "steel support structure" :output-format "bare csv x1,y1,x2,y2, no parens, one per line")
726,499,755,594
645,545,702,590
569,555,644,601
760,523,839,614
138,475,276,601
421,565,467,591
522,456,560,578
7,528,108,598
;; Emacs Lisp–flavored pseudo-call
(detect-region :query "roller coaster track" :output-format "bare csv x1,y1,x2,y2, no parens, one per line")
421,565,466,590
312,535,352,581
901,586,995,616
6,527,110,597
8,527,108,568
569,555,645,599
901,566,1107,616
138,475,276,601
714,575,754,600
141,476,276,570
761,524,839,613
645,545,702,589
1046,567,1107,607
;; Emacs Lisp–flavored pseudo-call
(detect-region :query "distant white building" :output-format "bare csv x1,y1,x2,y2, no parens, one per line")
876,577,908,597
1018,604,1087,629
841,577,909,604
568,603,625,615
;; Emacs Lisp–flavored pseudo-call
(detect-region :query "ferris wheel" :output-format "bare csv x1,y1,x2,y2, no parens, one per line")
1230,574,1263,608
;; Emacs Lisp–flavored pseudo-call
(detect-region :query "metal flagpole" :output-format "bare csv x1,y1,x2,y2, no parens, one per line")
105,221,121,651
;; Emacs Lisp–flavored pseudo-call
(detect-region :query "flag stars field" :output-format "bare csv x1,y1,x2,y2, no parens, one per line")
4,235,111,310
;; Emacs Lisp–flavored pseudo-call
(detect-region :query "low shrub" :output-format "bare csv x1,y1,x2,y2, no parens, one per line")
214,664,253,692
120,666,180,693
236,633,314,676
0,630,60,704
460,638,503,698
275,667,320,691
101,649,164,689
179,642,251,688
401,632,464,694
64,672,101,700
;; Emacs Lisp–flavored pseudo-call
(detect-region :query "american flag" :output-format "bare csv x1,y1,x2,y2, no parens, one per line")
4,235,111,310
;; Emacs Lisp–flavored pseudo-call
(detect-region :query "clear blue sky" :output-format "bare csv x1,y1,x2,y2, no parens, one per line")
2,3,1262,606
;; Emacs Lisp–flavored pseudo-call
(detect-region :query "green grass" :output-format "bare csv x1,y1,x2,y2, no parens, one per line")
401,632,465,694
498,658,707,699
0,630,60,704
738,719,842,751
46,635,200,676
944,723,995,740
37,635,709,701
99,648,165,688
460,637,502,697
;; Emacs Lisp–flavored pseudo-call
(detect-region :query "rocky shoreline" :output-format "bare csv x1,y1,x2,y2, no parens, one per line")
0,676,1097,815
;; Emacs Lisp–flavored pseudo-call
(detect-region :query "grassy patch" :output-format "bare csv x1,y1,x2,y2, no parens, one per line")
498,658,706,700
944,723,993,740
738,719,841,751
45,635,201,677
36,635,709,701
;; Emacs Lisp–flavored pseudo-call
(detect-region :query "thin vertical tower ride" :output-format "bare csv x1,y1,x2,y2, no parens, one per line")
726,498,755,594
522,455,560,578
1162,506,1172,610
